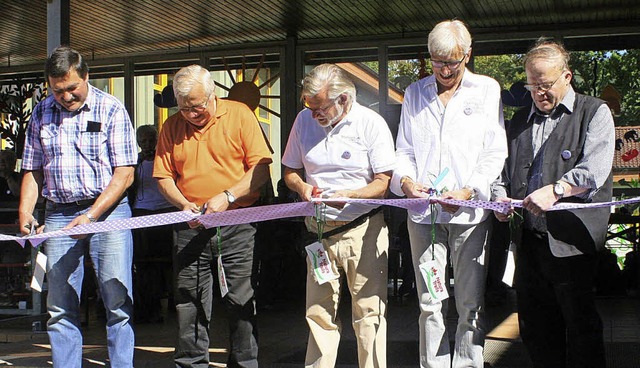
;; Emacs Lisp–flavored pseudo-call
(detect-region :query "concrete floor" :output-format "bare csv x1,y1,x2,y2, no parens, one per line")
0,286,638,368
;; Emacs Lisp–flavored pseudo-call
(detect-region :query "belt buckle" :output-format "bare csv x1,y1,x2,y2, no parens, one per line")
326,220,349,227
74,198,93,206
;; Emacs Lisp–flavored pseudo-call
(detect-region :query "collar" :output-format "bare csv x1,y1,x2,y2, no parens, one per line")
328,101,358,130
526,86,575,121
423,68,476,92
212,96,226,121
184,96,225,133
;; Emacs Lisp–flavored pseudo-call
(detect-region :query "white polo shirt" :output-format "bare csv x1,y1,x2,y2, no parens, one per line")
283,101,396,221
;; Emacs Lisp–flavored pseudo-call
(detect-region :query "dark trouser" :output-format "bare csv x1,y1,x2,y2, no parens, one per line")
173,223,258,368
516,230,606,368
132,207,174,323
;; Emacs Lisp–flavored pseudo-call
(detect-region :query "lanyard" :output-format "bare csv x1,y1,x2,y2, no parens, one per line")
429,202,438,261
314,203,326,241
216,226,222,254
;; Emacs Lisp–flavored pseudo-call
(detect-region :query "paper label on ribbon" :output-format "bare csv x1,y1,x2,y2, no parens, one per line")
419,260,448,302
30,251,47,292
217,255,229,297
305,241,338,285
502,241,516,287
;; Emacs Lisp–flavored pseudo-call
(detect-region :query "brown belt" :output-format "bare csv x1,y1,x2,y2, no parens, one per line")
325,219,351,227
320,207,383,239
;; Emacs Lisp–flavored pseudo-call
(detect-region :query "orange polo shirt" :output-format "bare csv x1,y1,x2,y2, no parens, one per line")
154,97,272,207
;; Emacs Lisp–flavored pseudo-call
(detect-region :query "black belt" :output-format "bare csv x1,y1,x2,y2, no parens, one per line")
48,198,97,207
72,198,97,206
320,207,383,239
524,228,548,240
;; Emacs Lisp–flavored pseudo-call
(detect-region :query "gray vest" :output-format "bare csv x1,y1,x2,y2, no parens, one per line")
506,94,612,254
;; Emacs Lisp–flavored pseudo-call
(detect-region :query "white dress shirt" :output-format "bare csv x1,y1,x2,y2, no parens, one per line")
391,69,507,224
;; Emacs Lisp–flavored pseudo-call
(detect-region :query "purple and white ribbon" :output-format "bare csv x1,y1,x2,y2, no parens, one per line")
5,196,640,248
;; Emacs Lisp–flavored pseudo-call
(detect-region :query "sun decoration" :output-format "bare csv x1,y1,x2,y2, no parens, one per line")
216,54,280,118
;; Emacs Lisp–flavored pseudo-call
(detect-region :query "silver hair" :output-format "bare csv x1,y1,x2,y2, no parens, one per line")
172,65,216,99
523,38,570,71
300,64,356,103
428,20,472,57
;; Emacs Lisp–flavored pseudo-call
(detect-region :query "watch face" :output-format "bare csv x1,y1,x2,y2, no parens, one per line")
225,190,236,203
554,183,564,197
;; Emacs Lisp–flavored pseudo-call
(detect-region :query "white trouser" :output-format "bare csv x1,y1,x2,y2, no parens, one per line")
407,219,490,368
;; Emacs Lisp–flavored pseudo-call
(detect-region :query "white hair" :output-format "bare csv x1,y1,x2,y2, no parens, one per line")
301,64,356,104
172,64,216,99
428,20,472,57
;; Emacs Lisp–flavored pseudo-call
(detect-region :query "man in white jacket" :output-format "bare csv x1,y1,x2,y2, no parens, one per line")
390,20,507,368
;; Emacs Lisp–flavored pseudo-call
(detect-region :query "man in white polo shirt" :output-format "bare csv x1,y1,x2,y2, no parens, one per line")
282,64,395,368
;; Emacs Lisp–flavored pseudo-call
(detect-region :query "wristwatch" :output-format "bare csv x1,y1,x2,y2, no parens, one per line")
223,190,236,204
84,212,97,223
553,181,565,199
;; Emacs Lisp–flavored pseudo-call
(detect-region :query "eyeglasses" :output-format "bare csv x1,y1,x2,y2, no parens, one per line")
179,94,212,114
304,96,339,115
524,73,565,94
430,54,467,70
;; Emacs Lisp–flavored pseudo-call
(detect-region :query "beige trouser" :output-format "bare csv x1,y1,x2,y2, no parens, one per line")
304,211,388,368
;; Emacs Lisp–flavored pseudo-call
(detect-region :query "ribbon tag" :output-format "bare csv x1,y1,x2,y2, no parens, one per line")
30,251,47,292
217,255,229,297
305,241,338,285
418,260,448,302
501,241,516,287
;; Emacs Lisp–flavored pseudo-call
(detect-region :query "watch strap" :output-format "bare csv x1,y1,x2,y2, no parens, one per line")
223,190,235,203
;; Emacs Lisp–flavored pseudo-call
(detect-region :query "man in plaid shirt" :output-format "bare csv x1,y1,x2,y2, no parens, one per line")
19,45,137,368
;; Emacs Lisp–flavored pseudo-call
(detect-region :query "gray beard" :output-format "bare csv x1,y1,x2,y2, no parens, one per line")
318,102,344,128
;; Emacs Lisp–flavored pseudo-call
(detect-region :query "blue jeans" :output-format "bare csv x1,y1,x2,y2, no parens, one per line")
44,199,134,368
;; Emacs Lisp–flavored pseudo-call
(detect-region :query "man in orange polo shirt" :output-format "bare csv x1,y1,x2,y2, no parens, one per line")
154,64,272,368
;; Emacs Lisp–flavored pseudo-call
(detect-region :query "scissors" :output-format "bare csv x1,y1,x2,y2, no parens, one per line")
23,221,38,237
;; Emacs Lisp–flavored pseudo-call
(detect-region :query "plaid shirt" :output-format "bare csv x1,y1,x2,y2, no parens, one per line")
22,84,137,203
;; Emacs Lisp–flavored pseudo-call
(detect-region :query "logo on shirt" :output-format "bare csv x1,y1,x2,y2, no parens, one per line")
463,98,484,116
341,151,351,159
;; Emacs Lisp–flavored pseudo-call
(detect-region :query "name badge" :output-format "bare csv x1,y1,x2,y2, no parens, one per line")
305,241,339,285
419,260,449,302
30,251,47,293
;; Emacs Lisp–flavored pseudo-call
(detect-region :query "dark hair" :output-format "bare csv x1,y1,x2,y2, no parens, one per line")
44,45,89,80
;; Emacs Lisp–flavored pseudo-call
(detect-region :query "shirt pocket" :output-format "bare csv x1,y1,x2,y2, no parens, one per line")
77,131,106,160
40,126,61,159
